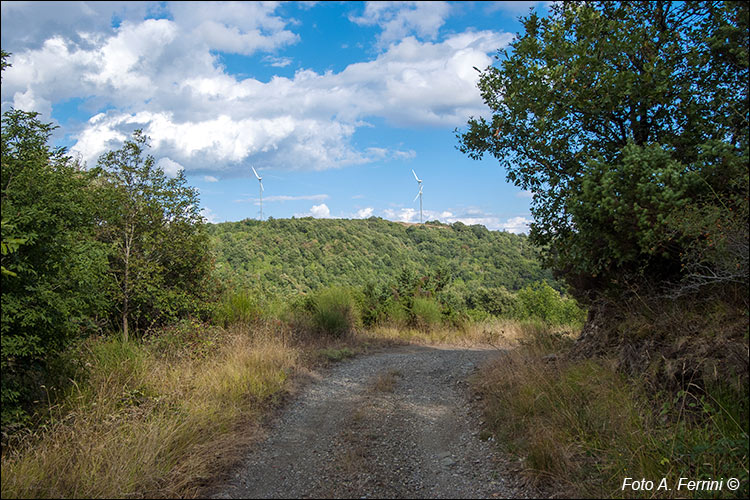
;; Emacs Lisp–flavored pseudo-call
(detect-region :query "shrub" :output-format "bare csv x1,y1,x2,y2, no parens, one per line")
468,286,519,317
515,282,585,327
411,297,443,331
310,287,360,338
213,289,262,327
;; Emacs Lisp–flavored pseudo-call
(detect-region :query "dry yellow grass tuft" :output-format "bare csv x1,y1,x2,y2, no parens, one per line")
368,369,402,393
366,318,571,348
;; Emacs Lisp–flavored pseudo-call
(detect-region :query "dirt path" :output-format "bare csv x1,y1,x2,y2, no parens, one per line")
212,344,535,499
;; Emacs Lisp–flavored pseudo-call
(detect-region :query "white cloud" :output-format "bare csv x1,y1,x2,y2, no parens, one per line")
262,55,293,68
355,207,374,218
350,1,452,47
516,190,534,198
0,1,150,52
167,2,299,55
200,206,220,223
383,207,418,223
204,175,219,182
2,4,513,174
500,216,532,234
310,203,331,218
157,157,184,178
379,206,531,233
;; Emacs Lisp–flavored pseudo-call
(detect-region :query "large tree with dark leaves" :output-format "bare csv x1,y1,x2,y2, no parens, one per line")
457,1,748,300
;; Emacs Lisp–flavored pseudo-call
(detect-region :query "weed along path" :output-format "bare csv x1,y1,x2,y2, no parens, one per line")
211,344,535,499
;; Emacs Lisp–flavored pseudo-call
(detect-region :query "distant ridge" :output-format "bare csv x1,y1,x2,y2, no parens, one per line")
207,217,554,296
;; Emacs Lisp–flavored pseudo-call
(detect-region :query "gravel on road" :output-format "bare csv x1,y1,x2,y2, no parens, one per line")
212,344,538,499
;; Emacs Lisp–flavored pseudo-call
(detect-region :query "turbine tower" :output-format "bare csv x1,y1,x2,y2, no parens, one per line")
412,169,423,224
252,166,264,220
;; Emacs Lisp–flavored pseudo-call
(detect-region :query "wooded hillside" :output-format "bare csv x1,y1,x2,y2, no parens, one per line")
207,217,555,296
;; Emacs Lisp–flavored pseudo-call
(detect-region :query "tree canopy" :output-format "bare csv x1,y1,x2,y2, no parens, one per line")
457,1,749,299
207,217,554,297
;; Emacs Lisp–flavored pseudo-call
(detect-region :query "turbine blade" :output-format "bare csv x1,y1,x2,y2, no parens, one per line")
252,166,261,180
260,181,264,192
413,191,420,202
412,169,420,182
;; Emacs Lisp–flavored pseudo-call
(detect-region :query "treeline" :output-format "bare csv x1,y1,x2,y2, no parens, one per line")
215,273,584,338
208,217,554,295
208,217,582,331
1,109,216,430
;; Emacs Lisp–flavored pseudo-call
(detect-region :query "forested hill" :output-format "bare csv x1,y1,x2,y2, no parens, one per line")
207,217,554,295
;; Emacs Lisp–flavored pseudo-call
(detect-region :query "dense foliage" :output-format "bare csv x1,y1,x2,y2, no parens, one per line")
1,68,215,429
1,110,111,427
208,218,584,331
96,131,215,340
208,217,553,296
457,1,749,300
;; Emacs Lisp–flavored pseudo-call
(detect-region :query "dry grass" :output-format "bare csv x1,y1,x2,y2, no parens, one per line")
368,369,402,393
1,323,300,499
365,318,557,347
473,322,749,498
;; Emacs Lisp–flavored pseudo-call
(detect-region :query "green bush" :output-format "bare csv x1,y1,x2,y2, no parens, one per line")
213,290,262,327
515,282,586,327
310,287,360,337
411,297,443,330
468,286,519,317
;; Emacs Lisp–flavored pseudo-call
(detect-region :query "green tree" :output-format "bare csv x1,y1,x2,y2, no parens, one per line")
97,130,214,340
1,110,111,425
457,1,748,298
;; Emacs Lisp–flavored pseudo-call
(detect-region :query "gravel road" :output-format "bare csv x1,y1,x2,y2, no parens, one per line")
212,344,535,499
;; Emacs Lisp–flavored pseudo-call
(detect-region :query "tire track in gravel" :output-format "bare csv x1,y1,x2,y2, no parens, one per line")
212,344,537,499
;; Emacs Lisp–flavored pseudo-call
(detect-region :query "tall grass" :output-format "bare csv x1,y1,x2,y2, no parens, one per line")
474,324,749,498
1,323,299,499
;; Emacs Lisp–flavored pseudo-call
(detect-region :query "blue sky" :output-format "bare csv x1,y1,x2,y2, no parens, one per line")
1,1,548,231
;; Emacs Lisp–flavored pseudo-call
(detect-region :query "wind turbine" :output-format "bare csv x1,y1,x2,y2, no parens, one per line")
252,166,264,220
412,169,423,224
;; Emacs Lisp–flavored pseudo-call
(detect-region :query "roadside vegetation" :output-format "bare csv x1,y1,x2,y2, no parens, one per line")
474,324,748,499
1,277,581,498
459,2,748,498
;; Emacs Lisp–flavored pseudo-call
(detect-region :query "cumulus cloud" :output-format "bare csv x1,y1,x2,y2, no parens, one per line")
204,175,219,182
500,216,532,234
156,157,184,178
349,1,452,47
355,207,374,218
1,3,513,175
310,203,331,218
0,1,150,52
380,206,532,233
200,206,220,223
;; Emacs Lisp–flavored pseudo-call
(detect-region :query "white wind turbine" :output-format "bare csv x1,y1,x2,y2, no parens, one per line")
252,166,264,220
412,169,423,224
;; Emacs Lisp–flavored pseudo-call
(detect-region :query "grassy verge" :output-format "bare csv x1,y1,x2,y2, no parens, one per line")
365,317,570,347
474,324,749,498
2,321,306,499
